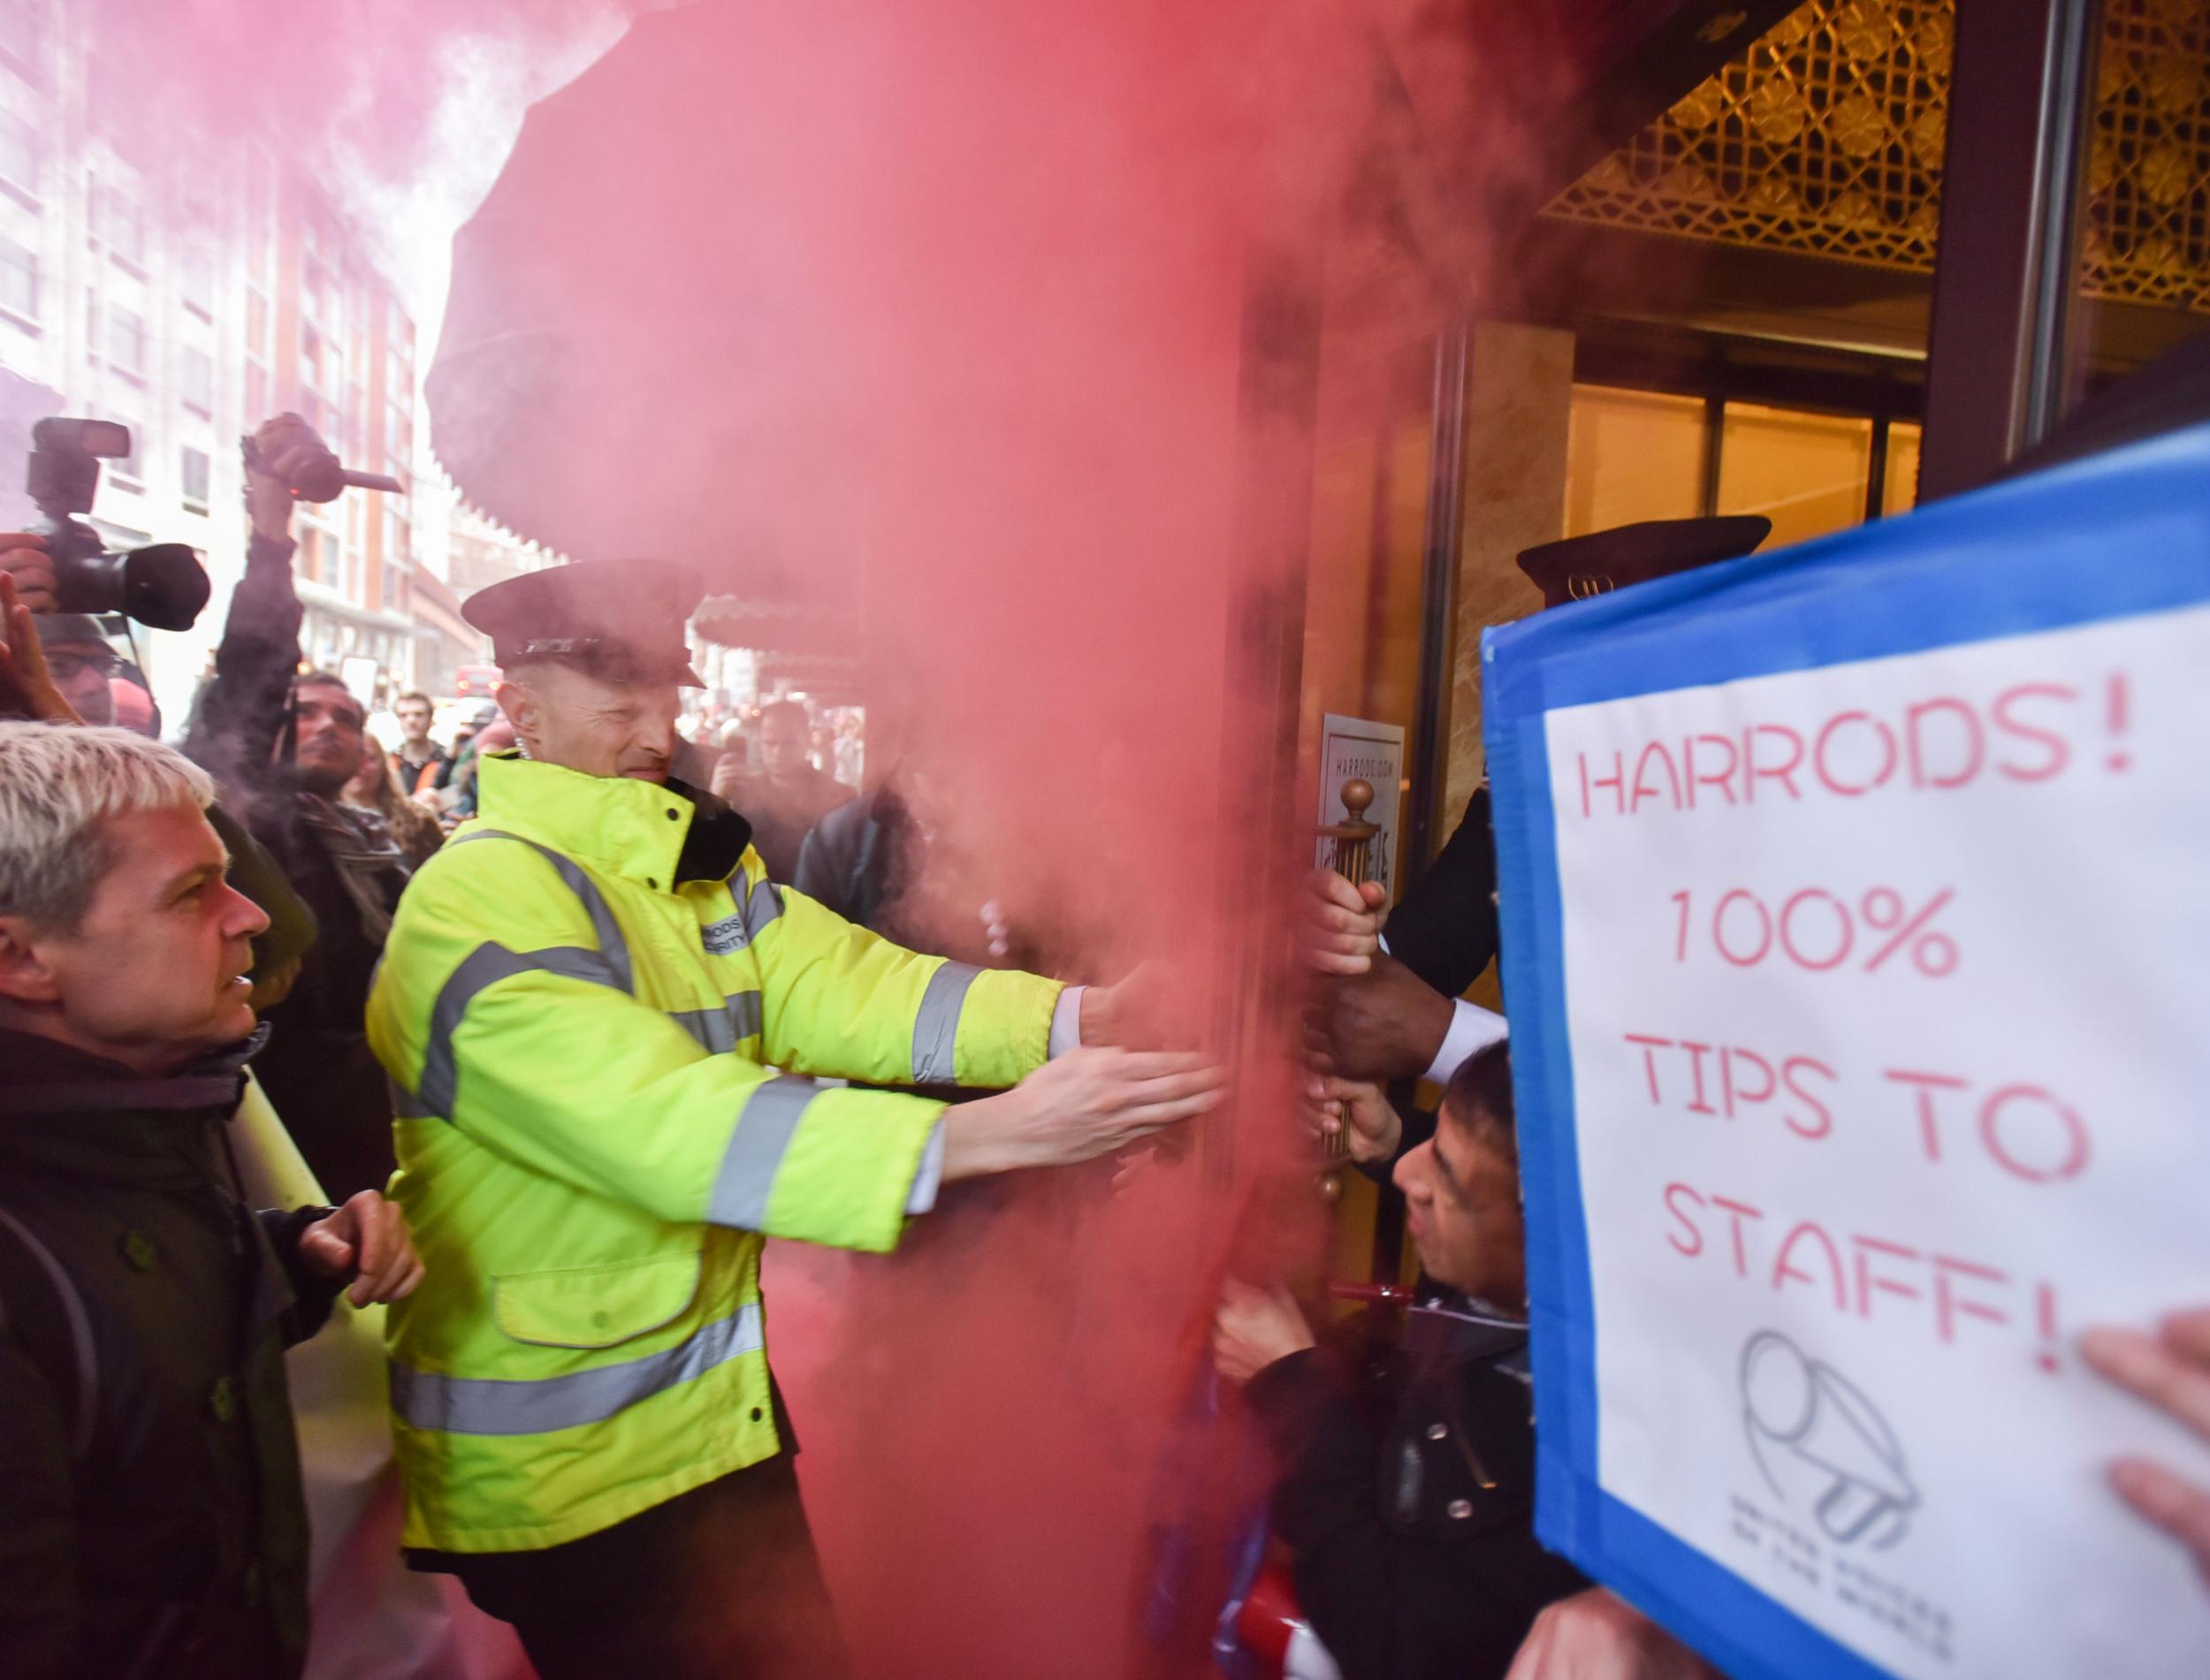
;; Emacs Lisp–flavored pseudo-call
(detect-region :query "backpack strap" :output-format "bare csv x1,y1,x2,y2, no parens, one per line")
0,1205,100,1459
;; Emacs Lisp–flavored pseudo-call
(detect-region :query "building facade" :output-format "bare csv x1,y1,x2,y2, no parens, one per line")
0,0,561,726
414,476,568,696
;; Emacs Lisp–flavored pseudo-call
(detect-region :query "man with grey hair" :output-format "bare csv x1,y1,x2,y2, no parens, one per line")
0,722,423,1678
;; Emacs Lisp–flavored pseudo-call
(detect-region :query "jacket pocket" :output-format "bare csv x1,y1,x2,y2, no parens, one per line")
492,1251,703,1349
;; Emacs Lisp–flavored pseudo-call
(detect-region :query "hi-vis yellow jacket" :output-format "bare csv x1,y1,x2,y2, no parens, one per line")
366,753,1061,1554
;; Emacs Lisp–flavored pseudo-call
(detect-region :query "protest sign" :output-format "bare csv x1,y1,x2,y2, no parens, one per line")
1482,424,2210,1678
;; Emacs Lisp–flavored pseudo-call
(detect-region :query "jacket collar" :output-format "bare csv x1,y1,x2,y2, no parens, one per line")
476,752,752,888
1403,1283,1530,1369
0,1024,266,1185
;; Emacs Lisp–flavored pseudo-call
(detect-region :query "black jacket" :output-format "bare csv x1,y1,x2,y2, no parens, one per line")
1245,1303,1585,1680
794,782,910,935
0,1028,341,1679
721,764,854,884
183,530,408,1199
393,741,453,795
1383,785,1499,1000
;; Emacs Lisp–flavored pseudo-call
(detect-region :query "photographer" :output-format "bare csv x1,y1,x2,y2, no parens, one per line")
0,723,422,1678
184,417,411,1199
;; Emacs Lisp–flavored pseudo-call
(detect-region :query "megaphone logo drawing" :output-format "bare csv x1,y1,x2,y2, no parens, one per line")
1740,1330,1920,1549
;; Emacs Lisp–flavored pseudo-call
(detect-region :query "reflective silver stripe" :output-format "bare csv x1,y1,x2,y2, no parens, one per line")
388,1301,764,1436
911,961,980,1083
451,829,634,993
667,992,765,1054
709,1076,818,1229
728,989,764,1041
743,877,783,939
417,944,624,1118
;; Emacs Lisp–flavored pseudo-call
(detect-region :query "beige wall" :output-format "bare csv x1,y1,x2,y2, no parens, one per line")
1442,320,1574,831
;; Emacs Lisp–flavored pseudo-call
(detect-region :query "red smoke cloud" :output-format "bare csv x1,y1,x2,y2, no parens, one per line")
104,0,1444,1671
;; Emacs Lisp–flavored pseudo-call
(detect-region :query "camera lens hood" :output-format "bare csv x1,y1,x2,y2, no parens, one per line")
121,544,212,631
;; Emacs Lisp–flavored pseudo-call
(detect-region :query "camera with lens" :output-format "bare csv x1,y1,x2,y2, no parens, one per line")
27,418,210,631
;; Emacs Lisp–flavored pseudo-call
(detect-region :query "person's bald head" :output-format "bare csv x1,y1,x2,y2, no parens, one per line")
496,659,680,785
758,701,813,781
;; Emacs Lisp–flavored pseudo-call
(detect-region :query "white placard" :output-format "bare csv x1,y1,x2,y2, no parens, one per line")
1545,605,2210,1678
339,654,381,711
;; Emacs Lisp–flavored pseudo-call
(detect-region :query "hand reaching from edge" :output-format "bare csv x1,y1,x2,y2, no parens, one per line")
1213,1279,1316,1385
0,570,81,724
2082,1304,2210,1585
1504,1590,1722,1680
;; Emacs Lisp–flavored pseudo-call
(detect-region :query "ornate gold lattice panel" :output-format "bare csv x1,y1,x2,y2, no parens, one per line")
2086,0,2210,313
1543,1,1952,274
1543,0,2210,316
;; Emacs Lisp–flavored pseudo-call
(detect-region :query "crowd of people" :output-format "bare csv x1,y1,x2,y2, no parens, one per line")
0,412,2205,1680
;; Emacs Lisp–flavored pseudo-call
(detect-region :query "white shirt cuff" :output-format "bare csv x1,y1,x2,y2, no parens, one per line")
1048,985,1085,1059
1425,998,1509,1086
1377,933,1391,956
905,1123,947,1214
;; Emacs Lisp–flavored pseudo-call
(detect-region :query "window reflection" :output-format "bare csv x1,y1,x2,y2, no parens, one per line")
1718,403,1874,549
1564,386,1706,537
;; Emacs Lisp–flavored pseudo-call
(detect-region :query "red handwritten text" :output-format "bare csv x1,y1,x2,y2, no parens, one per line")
1574,673,2133,821
1660,1180,2064,1370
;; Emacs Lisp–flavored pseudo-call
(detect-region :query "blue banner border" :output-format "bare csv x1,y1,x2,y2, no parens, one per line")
1480,423,2210,1680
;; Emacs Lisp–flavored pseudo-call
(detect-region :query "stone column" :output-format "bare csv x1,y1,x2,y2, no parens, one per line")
1442,320,1574,829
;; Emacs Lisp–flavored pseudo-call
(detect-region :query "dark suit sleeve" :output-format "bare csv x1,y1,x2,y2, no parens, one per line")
793,817,853,919
1383,785,1499,999
184,530,302,800
1243,1349,1410,1680
0,1332,81,1676
256,1205,346,1347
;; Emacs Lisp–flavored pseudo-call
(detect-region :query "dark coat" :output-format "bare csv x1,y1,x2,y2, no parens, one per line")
722,764,854,884
0,1028,340,1680
393,741,453,796
794,783,915,939
1245,1304,1585,1680
1383,784,1499,1000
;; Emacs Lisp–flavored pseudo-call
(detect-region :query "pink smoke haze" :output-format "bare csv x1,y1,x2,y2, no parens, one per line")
103,0,1457,1672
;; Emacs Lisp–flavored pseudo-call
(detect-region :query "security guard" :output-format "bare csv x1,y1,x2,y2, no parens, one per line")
367,559,1218,1677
